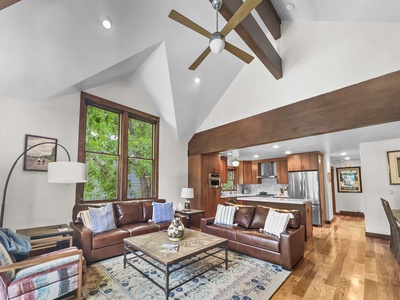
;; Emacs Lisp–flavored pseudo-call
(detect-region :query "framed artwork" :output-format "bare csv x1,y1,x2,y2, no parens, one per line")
336,167,362,193
387,150,400,185
23,134,57,172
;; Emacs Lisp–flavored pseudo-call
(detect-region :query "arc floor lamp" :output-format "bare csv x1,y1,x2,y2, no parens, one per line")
0,142,88,227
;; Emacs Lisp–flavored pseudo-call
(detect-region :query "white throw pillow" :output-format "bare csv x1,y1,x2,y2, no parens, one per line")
214,204,237,225
77,210,92,230
263,209,293,237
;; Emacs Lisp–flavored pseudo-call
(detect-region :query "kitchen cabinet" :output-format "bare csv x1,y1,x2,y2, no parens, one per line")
220,156,227,183
287,152,320,171
276,159,288,184
237,161,258,184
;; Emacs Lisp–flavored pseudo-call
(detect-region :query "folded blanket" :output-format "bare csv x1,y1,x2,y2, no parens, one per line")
0,228,31,256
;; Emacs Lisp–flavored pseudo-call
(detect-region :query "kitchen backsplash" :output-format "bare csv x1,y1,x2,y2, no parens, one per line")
238,178,288,195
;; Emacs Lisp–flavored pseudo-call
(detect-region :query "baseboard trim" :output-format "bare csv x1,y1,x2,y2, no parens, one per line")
365,232,390,240
339,210,365,217
326,217,335,224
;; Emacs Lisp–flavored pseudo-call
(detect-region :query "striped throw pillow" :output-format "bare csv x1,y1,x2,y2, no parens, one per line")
263,209,293,237
0,242,15,281
214,204,238,225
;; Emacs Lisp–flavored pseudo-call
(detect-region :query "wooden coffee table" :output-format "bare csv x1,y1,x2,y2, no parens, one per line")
123,229,228,299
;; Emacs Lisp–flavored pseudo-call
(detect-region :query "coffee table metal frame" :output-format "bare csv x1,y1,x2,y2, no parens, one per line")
123,230,228,300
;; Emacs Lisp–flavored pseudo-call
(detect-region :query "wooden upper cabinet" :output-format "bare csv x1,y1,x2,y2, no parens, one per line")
220,156,227,183
204,154,221,174
252,162,261,184
287,152,320,171
237,161,258,184
276,159,288,184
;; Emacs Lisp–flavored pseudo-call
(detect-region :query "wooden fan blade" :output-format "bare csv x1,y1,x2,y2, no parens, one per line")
168,10,212,39
220,0,262,37
189,47,211,70
225,42,254,64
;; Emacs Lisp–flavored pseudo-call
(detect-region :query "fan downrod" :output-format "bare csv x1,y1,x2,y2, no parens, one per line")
211,0,223,11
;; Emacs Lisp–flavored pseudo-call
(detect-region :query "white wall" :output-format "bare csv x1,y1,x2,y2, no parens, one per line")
332,160,365,214
0,80,188,231
360,138,400,235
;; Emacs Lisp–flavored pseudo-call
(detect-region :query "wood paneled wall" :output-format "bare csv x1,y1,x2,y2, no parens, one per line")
188,70,400,156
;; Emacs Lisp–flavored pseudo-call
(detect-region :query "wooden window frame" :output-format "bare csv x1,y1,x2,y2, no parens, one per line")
75,92,159,204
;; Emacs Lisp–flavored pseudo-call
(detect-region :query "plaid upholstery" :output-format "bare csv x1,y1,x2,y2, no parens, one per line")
7,247,81,299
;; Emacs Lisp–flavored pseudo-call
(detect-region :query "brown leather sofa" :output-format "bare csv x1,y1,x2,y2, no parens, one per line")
70,199,175,264
201,203,305,270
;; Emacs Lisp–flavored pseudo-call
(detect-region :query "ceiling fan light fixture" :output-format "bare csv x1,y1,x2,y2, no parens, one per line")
209,32,225,54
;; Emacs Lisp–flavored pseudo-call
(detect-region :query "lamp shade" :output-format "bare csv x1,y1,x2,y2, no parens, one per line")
181,188,194,199
48,162,88,183
232,159,240,167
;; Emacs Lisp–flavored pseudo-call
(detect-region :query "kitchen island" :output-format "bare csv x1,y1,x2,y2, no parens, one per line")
237,197,313,240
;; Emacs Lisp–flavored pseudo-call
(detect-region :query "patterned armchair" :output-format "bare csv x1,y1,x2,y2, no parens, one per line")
0,235,84,300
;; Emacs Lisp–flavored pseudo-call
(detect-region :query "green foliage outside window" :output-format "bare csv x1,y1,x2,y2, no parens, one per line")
83,106,154,201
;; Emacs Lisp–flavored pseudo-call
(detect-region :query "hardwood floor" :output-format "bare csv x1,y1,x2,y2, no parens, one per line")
272,216,400,300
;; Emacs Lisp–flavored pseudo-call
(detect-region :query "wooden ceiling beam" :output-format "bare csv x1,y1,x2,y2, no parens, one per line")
188,70,400,156
0,0,20,11
255,0,281,40
217,0,282,79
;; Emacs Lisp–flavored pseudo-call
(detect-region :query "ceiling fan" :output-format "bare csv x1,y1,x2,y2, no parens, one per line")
168,0,262,70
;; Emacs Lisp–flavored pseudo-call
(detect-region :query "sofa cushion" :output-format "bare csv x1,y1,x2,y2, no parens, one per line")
215,204,238,225
204,224,243,241
114,201,143,226
142,201,153,222
153,202,174,223
263,209,292,237
236,230,280,252
91,228,130,250
76,210,92,230
274,209,301,229
233,205,256,228
89,203,116,234
250,205,271,229
119,223,159,236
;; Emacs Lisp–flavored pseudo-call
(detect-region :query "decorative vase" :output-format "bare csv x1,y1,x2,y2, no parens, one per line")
167,217,185,241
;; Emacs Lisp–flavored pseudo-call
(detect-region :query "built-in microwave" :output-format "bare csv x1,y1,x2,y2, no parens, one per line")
209,173,221,188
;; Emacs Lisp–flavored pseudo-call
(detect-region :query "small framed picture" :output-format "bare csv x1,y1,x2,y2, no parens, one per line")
387,150,400,185
336,167,362,193
23,134,57,172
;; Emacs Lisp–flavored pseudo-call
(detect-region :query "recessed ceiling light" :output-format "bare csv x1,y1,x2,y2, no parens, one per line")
273,145,279,149
285,151,291,154
102,17,112,29
227,152,232,156
194,77,200,83
341,152,347,156
345,157,350,160
286,3,295,10
253,154,259,158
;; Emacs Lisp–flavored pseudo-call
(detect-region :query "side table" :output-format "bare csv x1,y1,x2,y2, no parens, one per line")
16,224,73,256
175,209,205,229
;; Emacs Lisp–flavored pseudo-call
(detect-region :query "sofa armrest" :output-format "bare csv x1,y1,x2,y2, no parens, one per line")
279,225,305,270
70,222,93,264
200,217,215,232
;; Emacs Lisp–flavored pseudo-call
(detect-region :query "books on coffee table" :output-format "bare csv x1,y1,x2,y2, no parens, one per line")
160,243,179,252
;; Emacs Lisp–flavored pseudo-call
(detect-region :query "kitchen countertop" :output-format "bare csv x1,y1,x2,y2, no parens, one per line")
220,193,257,198
237,197,311,205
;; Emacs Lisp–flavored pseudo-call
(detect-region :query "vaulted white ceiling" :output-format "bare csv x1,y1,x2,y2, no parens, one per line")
1,0,400,147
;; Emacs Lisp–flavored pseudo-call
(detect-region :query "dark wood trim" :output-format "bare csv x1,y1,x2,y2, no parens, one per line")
338,211,365,217
255,0,281,40
365,232,390,240
330,166,337,215
188,70,400,156
0,0,20,11
217,0,282,79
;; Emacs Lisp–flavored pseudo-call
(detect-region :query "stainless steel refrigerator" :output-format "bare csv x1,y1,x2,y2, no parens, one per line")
288,171,321,226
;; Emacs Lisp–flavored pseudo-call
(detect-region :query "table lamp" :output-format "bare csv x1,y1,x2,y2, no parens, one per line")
181,188,194,211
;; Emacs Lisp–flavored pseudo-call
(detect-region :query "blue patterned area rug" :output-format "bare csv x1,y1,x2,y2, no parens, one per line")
83,250,290,300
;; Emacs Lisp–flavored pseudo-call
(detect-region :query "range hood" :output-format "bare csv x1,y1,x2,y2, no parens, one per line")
258,162,277,178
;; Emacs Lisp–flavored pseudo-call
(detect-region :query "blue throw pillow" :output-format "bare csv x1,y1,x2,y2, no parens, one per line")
88,203,116,234
153,202,174,223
